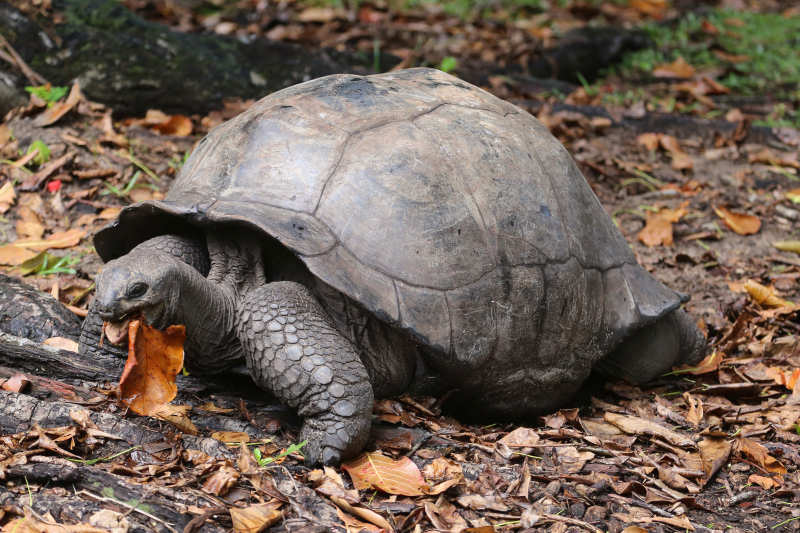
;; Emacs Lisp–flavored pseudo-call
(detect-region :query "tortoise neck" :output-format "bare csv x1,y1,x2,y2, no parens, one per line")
206,230,266,297
172,259,243,373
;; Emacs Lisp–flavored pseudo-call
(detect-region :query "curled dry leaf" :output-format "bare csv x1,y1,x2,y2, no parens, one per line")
679,350,723,375
714,206,761,235
1,373,30,393
118,320,186,415
742,279,795,309
747,474,779,490
230,501,283,533
774,241,800,254
653,56,695,79
342,452,427,496
152,403,198,435
211,431,251,444
0,181,15,213
43,336,79,352
497,426,540,448
637,202,689,247
736,437,786,475
604,412,694,448
764,367,800,391
203,464,241,496
33,82,84,127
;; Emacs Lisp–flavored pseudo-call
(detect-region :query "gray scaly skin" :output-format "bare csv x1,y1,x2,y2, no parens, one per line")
82,230,702,465
86,233,377,465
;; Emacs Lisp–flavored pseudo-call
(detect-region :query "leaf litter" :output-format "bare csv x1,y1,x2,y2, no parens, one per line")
0,1,799,532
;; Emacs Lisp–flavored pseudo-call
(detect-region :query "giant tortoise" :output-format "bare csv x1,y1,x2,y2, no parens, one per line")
79,68,705,464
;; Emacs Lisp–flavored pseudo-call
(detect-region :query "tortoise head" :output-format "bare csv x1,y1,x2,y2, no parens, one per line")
94,249,180,344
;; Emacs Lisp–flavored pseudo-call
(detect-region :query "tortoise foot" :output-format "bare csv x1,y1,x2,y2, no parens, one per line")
239,281,374,465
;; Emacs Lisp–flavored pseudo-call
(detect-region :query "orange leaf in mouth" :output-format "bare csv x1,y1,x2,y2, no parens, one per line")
118,319,186,415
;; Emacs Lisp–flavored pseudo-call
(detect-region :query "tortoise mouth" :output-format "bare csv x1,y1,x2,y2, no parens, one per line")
103,316,134,346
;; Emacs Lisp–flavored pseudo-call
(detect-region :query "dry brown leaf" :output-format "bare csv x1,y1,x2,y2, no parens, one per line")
33,82,84,127
653,56,695,79
1,373,30,393
714,206,761,235
0,181,15,213
683,392,703,427
604,412,694,447
621,528,650,533
680,350,723,375
118,320,186,414
0,244,38,266
748,474,779,490
637,203,689,246
629,0,667,17
230,501,283,533
43,337,79,352
2,516,109,533
152,114,193,136
334,506,384,533
743,279,795,308
636,132,660,151
774,241,800,254
748,148,800,169
764,367,800,391
202,464,240,496
329,495,392,531
497,426,540,447
658,135,693,170
421,457,463,495
211,431,251,443
737,437,786,475
152,403,198,434
342,452,427,496
13,228,86,251
456,493,510,511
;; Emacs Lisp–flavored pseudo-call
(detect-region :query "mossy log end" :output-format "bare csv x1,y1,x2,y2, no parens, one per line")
0,0,380,116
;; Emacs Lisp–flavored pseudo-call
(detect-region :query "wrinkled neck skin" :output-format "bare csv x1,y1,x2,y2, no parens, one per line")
169,259,243,374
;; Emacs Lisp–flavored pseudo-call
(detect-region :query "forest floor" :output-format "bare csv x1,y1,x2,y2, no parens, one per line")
0,0,799,532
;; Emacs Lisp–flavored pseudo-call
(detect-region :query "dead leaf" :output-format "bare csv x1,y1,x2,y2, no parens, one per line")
679,350,723,375
13,228,86,251
211,431,251,444
497,426,540,448
152,403,198,434
342,452,427,496
683,392,703,427
456,493,510,511
604,412,694,447
637,202,688,246
0,181,15,213
714,206,761,235
748,148,800,169
119,320,186,415
202,464,240,496
629,0,667,18
653,56,695,79
621,528,650,533
2,516,109,533
743,279,795,308
43,337,79,352
329,495,392,531
748,474,779,490
33,82,84,127
335,506,384,533
0,245,38,266
1,374,30,393
636,133,660,151
774,241,800,254
764,367,800,391
555,446,595,474
737,438,786,475
230,501,283,533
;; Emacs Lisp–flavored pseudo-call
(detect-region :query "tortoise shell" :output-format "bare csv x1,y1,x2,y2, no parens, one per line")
95,68,681,410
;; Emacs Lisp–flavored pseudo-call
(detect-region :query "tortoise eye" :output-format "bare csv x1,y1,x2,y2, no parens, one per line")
127,282,148,299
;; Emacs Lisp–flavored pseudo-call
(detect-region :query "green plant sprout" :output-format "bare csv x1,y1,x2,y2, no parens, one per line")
253,440,308,466
25,85,69,107
438,56,458,73
25,140,51,166
19,252,80,276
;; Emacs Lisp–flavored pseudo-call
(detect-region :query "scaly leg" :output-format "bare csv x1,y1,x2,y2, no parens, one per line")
79,234,209,358
238,281,374,465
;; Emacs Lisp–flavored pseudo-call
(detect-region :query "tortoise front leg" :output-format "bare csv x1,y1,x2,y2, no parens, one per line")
238,281,374,465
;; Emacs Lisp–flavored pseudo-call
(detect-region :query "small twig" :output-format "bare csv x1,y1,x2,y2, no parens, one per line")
73,489,178,533
0,34,48,85
728,490,759,506
631,496,676,518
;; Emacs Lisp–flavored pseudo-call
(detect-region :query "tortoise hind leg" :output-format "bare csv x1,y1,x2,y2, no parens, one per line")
597,308,706,384
79,234,209,359
238,281,374,465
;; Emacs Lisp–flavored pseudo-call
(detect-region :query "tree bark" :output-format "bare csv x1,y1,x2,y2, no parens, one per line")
0,0,382,116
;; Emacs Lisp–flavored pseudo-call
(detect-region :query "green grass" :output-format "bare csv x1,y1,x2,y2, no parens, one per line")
619,10,800,95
